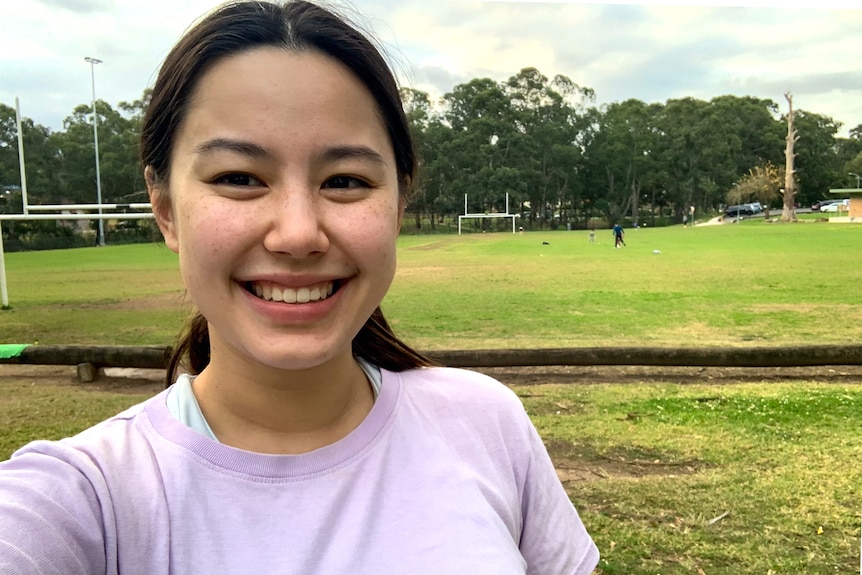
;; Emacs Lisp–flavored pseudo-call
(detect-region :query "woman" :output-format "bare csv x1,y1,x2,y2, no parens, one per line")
0,2,599,573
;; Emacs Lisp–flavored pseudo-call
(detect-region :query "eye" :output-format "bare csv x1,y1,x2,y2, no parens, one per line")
214,173,264,187
323,175,370,190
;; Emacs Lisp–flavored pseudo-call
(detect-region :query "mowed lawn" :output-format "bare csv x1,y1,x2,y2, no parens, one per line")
2,221,860,348
1,222,861,574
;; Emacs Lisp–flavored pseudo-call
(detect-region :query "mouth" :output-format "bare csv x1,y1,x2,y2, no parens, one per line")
245,280,337,304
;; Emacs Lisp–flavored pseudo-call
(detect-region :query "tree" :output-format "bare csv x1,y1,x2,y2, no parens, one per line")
708,95,784,176
792,110,844,203
54,100,145,206
579,99,658,225
0,103,62,204
726,162,783,219
503,68,589,228
440,77,519,224
836,122,862,184
651,97,732,219
846,150,862,188
780,93,798,222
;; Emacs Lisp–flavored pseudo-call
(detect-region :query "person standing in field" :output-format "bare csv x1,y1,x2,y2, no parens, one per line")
0,2,599,574
613,223,625,248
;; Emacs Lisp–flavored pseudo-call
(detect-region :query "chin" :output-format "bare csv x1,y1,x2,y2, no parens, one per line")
244,342,348,373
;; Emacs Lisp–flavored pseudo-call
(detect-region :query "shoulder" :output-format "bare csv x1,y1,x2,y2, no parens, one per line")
7,390,166,476
392,366,522,407
387,366,532,434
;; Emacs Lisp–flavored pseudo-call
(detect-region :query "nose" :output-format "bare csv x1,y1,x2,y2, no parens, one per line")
262,187,330,258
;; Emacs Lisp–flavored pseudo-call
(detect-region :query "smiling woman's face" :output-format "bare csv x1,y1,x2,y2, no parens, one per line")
149,47,404,373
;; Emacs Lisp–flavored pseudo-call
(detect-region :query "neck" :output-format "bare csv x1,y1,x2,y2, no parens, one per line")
191,350,375,455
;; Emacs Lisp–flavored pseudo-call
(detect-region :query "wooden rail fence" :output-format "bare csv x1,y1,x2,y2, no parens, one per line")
2,344,861,371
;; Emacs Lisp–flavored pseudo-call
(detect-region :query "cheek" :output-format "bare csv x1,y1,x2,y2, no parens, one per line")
343,200,401,258
175,200,252,274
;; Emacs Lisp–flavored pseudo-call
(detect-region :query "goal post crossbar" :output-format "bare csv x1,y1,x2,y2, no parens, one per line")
0,213,154,221
457,214,520,235
458,192,520,235
26,203,152,212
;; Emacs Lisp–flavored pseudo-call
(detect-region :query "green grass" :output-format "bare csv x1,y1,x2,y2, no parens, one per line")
389,223,861,349
2,223,860,349
518,380,862,574
0,378,147,458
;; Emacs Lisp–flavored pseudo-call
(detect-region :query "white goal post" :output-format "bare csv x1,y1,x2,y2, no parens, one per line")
0,206,155,308
458,193,520,235
0,97,156,308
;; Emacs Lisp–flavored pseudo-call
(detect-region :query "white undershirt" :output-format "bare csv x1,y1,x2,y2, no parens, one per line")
165,357,383,441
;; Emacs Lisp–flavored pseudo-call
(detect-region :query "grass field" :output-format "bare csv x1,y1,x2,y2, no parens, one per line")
2,221,861,573
525,377,862,574
2,221,860,349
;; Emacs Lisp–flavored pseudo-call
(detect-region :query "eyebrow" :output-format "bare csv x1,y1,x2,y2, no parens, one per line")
321,145,388,166
193,138,273,159
192,139,387,166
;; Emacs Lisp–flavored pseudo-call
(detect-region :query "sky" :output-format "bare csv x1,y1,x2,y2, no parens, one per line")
2,0,861,137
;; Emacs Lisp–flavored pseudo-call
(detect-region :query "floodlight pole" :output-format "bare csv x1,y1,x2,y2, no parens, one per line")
14,97,29,214
0,221,8,308
850,172,861,188
85,56,105,247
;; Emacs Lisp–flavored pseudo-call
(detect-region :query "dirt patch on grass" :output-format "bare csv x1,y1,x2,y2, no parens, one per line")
475,364,862,385
545,439,708,483
43,291,188,312
403,239,457,251
5,363,862,397
0,364,165,395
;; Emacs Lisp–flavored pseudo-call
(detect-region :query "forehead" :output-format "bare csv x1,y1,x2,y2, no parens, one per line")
174,47,392,159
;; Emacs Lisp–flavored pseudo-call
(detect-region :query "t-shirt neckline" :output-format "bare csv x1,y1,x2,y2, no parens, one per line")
143,368,401,481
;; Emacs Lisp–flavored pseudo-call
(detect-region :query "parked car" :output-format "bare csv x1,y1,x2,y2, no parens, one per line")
811,199,842,211
725,204,755,218
821,199,849,213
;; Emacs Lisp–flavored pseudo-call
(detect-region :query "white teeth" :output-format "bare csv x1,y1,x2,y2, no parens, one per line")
252,282,333,304
297,287,310,303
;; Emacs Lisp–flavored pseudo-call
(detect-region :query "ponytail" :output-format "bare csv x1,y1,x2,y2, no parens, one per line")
164,307,434,387
352,307,436,372
164,312,210,388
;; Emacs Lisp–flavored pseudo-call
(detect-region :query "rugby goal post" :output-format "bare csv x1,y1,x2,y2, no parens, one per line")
0,97,156,308
458,193,520,235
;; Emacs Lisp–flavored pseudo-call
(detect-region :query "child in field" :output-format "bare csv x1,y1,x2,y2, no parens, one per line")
0,2,599,574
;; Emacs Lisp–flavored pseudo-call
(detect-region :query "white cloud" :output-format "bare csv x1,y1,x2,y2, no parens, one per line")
1,0,860,135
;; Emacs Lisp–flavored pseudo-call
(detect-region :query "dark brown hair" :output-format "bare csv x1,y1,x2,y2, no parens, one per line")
142,0,434,385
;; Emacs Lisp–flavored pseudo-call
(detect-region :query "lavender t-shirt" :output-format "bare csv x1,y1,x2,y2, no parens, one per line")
0,367,599,574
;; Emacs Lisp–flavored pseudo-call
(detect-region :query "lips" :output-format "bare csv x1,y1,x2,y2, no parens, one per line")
247,280,336,304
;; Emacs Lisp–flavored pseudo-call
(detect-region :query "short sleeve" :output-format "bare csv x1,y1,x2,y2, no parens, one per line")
0,445,108,575
518,422,599,575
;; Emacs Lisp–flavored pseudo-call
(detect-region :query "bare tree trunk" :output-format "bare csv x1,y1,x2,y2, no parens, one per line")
782,92,799,222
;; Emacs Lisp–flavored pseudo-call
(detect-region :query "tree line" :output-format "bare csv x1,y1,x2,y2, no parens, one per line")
2,68,862,242
402,68,861,231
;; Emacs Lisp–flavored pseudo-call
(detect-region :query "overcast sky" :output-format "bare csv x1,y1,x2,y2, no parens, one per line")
2,0,861,136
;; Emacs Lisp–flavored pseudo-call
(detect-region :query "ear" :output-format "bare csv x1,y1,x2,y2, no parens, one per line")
146,165,179,253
